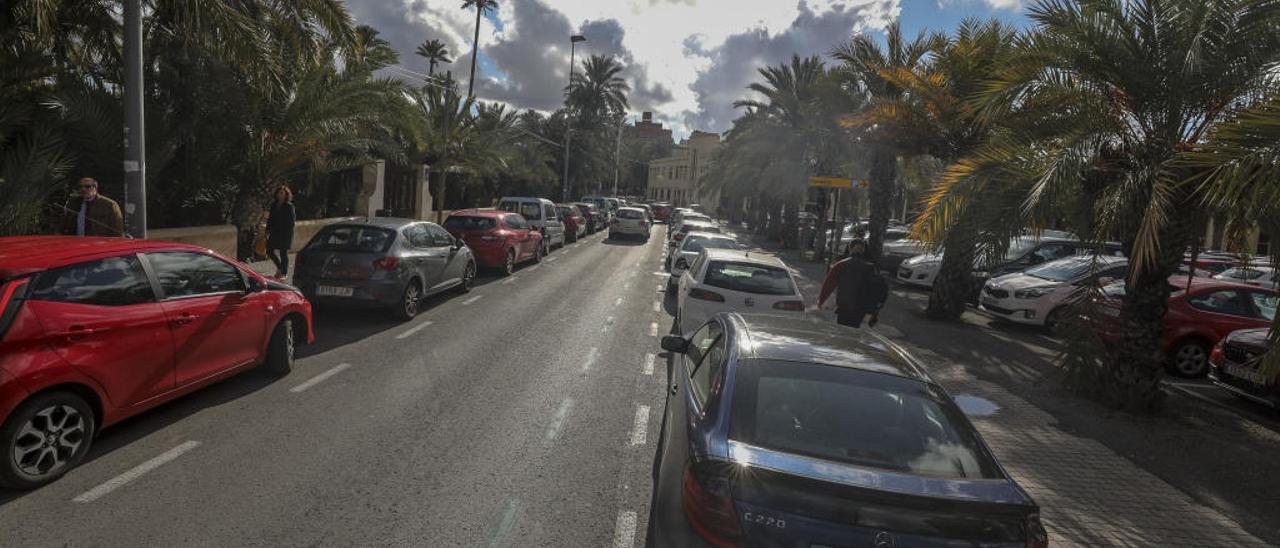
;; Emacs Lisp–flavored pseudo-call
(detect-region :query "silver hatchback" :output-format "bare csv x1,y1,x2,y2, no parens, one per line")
293,218,477,321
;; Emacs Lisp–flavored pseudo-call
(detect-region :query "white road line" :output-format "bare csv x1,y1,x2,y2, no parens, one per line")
488,498,525,548
652,300,661,312
395,320,434,340
501,276,519,285
601,316,615,333
544,398,574,444
462,295,484,305
545,256,558,263
643,353,655,375
629,405,650,446
624,282,631,290
656,283,663,291
582,347,600,372
290,363,352,393
615,297,623,306
653,271,668,276
73,441,201,503
613,510,638,548
648,322,659,337
526,264,541,272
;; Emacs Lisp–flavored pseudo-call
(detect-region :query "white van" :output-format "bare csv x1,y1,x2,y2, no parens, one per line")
497,197,566,250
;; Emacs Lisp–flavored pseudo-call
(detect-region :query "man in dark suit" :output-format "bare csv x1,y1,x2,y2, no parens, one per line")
61,177,124,237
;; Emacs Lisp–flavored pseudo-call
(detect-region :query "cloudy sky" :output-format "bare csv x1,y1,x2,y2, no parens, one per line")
347,0,1030,138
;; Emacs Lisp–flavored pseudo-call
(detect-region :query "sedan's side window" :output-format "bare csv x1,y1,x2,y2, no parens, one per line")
427,224,454,247
687,321,725,406
1249,292,1277,321
29,255,155,306
1188,290,1251,317
405,224,433,248
146,252,244,298
506,215,527,230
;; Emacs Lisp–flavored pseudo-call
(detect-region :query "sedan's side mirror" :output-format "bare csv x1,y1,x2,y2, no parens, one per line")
246,276,265,293
452,236,464,250
661,335,688,354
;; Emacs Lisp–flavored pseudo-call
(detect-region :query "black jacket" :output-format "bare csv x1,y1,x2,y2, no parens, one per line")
266,201,296,250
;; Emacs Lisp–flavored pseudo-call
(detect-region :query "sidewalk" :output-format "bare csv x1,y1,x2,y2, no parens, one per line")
746,233,1269,547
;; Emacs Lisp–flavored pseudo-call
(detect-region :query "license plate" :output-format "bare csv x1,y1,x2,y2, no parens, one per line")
316,285,354,297
1225,363,1267,385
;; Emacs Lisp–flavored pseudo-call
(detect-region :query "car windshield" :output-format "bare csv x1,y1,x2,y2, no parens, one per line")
730,360,1001,479
1003,238,1041,261
703,261,795,295
443,216,496,231
1026,257,1096,282
683,237,736,254
306,226,394,253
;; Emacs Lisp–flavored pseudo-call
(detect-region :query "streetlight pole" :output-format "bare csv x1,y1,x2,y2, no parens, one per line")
123,0,146,238
562,34,586,202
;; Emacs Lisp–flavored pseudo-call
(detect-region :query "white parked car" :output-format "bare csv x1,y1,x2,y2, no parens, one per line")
980,255,1128,332
897,252,944,287
675,249,805,335
609,207,651,240
1213,265,1277,288
666,232,739,288
669,212,712,237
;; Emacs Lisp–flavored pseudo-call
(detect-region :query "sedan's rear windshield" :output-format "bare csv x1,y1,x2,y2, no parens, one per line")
703,261,795,295
681,224,718,234
730,360,1001,479
444,216,497,231
306,226,394,253
617,209,645,219
684,237,737,253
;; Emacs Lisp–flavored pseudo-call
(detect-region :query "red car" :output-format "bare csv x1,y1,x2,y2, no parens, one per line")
443,209,544,276
1092,276,1277,377
0,237,313,489
650,203,672,222
556,204,587,242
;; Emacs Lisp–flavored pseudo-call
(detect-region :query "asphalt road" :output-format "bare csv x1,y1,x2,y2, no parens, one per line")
0,229,672,547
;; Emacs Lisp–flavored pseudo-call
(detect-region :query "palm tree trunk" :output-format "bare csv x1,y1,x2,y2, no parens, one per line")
429,59,436,76
231,179,274,261
467,8,481,97
866,148,896,262
926,224,977,320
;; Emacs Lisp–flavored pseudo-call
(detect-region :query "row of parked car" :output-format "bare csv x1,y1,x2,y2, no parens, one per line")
651,211,1049,547
0,194,659,489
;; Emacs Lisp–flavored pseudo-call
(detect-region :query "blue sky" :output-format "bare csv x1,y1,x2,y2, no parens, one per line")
349,0,1035,137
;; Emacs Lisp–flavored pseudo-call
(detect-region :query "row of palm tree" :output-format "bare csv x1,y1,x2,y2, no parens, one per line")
2,0,647,258
702,0,1280,411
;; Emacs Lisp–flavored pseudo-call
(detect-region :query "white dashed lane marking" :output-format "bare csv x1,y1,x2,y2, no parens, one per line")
602,316,615,333
652,300,661,312
73,441,201,503
643,353,655,375
648,322,659,337
462,295,483,305
544,398,574,445
613,510,638,548
501,276,519,285
290,363,352,393
629,405,650,446
615,297,623,306
395,320,434,340
582,347,600,372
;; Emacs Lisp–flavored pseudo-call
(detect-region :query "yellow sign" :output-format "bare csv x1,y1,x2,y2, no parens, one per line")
808,176,854,189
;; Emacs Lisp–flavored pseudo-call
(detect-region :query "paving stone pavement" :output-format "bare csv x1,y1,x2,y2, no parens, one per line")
750,232,1267,547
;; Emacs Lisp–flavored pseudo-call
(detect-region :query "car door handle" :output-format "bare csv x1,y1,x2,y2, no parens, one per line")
64,325,95,341
171,314,198,326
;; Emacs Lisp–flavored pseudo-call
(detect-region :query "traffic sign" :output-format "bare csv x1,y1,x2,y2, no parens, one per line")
808,176,854,189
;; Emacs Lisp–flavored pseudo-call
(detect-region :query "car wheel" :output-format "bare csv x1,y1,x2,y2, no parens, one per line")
1169,339,1211,378
0,391,96,490
1044,307,1067,336
533,242,545,263
503,249,516,276
264,318,295,375
457,261,476,294
395,280,422,321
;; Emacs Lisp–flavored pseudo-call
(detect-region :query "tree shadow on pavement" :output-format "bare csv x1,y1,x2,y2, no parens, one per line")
601,238,649,247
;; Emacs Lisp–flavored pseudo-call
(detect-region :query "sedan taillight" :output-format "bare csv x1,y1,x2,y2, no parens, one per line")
682,465,743,548
1209,341,1225,367
1025,514,1048,548
772,300,804,311
372,257,400,271
688,288,725,302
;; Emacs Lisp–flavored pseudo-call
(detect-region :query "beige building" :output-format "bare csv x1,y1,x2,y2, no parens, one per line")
647,131,720,207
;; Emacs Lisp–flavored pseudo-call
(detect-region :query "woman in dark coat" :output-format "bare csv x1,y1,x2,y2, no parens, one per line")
265,185,296,279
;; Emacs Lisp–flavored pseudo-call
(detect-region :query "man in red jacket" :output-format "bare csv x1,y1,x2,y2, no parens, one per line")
818,240,888,328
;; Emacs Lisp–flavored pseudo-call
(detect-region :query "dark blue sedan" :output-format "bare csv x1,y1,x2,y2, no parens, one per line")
650,313,1047,548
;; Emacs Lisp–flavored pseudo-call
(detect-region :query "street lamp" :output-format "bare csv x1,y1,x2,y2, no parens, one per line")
562,34,586,202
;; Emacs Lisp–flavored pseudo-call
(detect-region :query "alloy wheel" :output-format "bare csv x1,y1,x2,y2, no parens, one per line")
505,250,515,276
403,284,421,318
1174,343,1208,377
464,262,475,290
12,404,86,478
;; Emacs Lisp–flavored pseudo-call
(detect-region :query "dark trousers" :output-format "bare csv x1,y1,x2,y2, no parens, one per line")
837,308,868,328
268,248,289,277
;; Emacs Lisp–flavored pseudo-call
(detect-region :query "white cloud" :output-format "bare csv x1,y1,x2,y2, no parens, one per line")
348,0,901,136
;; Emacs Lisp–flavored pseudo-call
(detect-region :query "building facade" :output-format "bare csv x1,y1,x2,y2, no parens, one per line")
625,111,673,143
646,131,720,207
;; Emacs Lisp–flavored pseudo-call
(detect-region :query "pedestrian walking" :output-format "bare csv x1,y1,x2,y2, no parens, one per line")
817,239,888,328
61,177,124,237
265,185,296,280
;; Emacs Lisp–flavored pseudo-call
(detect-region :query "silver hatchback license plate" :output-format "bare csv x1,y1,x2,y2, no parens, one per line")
316,285,354,297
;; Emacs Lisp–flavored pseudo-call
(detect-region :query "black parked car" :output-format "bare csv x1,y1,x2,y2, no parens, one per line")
293,218,476,321
1209,327,1279,407
651,313,1046,548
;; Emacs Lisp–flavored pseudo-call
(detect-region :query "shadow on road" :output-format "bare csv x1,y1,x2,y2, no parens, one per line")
601,237,649,247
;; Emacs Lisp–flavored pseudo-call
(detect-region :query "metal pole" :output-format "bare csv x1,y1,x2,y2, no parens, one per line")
123,0,146,238
612,115,624,197
561,41,576,203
